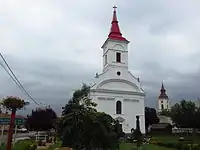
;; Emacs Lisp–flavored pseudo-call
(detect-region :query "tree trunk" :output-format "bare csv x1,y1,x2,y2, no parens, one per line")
6,109,16,150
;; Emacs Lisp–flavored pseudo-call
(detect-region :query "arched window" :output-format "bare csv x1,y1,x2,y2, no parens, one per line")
161,104,164,110
116,52,121,62
116,101,122,114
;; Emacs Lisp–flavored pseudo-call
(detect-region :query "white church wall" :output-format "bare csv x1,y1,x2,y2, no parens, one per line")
158,98,169,112
103,50,128,70
92,67,141,92
102,39,128,52
98,81,134,91
102,40,129,71
90,91,145,133
123,98,145,133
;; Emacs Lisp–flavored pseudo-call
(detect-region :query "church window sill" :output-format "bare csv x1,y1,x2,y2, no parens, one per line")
114,113,125,115
112,61,125,64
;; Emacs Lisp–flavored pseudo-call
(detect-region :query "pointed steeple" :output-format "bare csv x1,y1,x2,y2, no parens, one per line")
108,6,127,41
161,82,165,92
159,82,169,99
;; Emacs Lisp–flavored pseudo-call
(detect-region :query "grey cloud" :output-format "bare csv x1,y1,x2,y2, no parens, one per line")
1,0,200,116
135,63,200,108
0,55,96,110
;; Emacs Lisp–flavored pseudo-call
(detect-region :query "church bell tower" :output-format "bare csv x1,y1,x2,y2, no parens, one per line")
89,6,146,134
101,6,130,72
158,82,170,113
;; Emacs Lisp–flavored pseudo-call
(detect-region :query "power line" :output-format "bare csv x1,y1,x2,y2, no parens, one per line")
0,61,24,92
0,53,40,105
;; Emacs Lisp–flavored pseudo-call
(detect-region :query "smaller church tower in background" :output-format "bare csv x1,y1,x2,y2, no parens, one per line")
158,82,169,113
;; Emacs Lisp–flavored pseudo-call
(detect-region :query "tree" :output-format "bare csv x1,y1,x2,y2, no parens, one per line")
1,96,29,150
159,109,171,117
60,84,119,150
170,100,198,129
145,107,159,133
81,112,119,150
195,107,200,129
25,108,57,131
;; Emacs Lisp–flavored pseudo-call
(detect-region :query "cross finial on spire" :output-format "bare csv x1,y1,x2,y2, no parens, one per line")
113,5,117,11
161,81,165,90
107,5,128,41
159,81,169,99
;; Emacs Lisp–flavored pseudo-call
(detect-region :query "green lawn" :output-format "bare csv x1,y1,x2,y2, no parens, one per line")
143,144,176,150
13,140,36,150
37,142,61,150
119,143,176,150
119,143,133,150
5,135,199,150
46,142,61,150
151,135,200,144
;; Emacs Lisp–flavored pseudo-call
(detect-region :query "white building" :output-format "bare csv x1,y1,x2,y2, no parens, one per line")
157,82,170,113
89,7,145,134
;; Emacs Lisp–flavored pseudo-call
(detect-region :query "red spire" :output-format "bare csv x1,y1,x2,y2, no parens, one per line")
159,82,169,99
108,6,127,41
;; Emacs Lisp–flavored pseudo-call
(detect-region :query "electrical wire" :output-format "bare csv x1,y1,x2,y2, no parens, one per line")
0,53,40,105
0,61,24,92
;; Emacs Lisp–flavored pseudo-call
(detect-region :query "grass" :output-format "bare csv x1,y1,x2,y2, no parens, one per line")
143,144,177,150
119,143,176,150
151,135,200,144
37,142,61,150
0,140,36,150
13,140,36,150
47,142,61,150
2,135,198,150
119,135,200,149
119,143,133,150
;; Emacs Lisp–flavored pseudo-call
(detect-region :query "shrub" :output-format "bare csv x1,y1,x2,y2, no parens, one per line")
0,143,6,150
38,140,42,146
37,140,46,146
47,138,52,143
29,144,37,150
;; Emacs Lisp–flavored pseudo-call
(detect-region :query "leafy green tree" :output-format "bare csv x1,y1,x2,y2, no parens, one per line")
195,107,200,129
61,84,119,150
159,109,171,117
170,100,198,129
145,107,159,133
25,108,57,131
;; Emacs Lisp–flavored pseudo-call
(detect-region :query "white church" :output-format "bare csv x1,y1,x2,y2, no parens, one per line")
156,83,173,125
89,7,146,133
157,82,170,113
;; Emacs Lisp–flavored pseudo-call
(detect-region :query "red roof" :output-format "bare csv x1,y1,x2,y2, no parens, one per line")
159,83,169,99
16,115,25,119
108,6,128,41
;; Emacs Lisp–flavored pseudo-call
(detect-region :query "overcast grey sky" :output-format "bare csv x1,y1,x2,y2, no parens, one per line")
0,0,200,115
